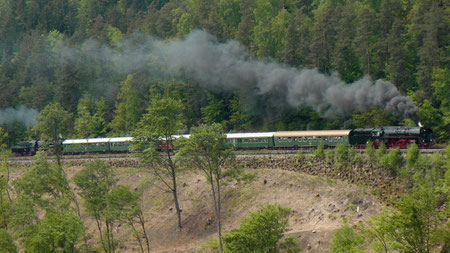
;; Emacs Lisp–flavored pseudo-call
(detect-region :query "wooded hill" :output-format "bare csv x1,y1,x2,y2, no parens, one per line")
0,0,448,145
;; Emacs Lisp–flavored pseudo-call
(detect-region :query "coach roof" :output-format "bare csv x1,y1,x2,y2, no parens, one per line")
274,130,351,137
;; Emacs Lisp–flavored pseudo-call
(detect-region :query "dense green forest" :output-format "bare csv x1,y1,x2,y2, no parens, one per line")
0,0,448,146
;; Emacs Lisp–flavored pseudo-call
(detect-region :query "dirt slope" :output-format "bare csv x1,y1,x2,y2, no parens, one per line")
102,165,384,252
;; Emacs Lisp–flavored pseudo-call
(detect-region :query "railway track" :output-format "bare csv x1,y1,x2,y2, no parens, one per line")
7,148,445,163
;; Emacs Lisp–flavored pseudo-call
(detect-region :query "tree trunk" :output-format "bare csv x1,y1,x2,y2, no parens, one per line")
167,150,182,229
216,176,223,253
128,217,145,253
95,217,108,253
209,169,223,252
138,211,151,253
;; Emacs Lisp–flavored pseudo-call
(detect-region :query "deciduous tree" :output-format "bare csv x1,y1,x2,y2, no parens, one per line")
133,96,184,229
34,103,72,167
176,123,235,252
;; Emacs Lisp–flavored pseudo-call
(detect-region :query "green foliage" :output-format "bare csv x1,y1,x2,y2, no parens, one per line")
24,209,84,253
223,204,292,252
364,141,375,163
334,143,349,170
329,219,365,253
351,108,396,128
380,148,402,175
348,147,362,164
365,209,393,252
375,142,386,162
406,143,420,169
313,141,325,160
0,127,7,150
106,185,140,219
176,123,235,251
0,228,16,253
201,93,230,126
34,103,72,165
222,166,256,185
133,96,184,229
13,152,70,207
296,149,306,163
110,74,144,136
74,94,107,138
387,186,441,253
34,103,72,140
105,185,150,252
73,160,117,216
177,123,235,181
177,13,194,37
73,160,117,252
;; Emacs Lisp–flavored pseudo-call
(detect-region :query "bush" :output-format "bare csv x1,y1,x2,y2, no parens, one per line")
334,143,349,170
380,148,401,175
406,143,420,169
325,149,334,163
375,142,386,161
330,219,365,253
223,204,294,252
348,147,362,164
314,142,325,160
364,141,375,163
387,148,402,175
0,229,16,253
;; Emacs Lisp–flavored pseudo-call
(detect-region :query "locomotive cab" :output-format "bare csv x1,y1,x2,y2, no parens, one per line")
11,140,39,156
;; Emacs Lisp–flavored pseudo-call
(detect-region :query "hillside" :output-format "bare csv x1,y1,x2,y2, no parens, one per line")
57,156,386,252
1,0,449,147
4,146,448,252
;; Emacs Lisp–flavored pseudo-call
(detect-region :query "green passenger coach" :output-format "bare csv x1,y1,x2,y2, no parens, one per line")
273,130,351,148
62,137,133,154
226,132,275,149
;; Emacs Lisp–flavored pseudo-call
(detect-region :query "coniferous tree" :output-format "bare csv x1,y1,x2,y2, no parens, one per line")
355,6,376,76
333,2,361,83
110,74,143,136
309,1,338,73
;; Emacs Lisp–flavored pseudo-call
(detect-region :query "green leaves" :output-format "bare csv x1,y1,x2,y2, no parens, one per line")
223,204,292,253
24,210,84,253
330,219,365,253
73,160,116,215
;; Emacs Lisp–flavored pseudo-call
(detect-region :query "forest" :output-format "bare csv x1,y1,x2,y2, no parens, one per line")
0,0,448,146
0,0,448,251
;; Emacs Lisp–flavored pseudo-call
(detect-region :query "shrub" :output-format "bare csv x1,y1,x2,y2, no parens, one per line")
406,143,420,169
314,142,325,160
364,141,375,163
223,204,294,252
334,143,349,170
330,219,365,253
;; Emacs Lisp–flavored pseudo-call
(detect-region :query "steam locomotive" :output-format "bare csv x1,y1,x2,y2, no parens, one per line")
10,126,433,156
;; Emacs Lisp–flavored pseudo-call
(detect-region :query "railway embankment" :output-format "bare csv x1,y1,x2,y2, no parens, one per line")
8,153,403,200
238,155,402,200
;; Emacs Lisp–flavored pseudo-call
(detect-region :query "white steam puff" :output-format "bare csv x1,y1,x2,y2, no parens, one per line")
0,106,39,126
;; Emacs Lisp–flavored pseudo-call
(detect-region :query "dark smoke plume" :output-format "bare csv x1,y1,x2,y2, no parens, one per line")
57,30,417,118
0,106,39,127
154,30,417,117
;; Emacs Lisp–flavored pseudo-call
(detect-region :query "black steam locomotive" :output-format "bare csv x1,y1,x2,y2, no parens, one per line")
349,126,434,149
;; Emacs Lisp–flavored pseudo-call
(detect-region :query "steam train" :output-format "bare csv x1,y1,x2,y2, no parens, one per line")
11,126,434,156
